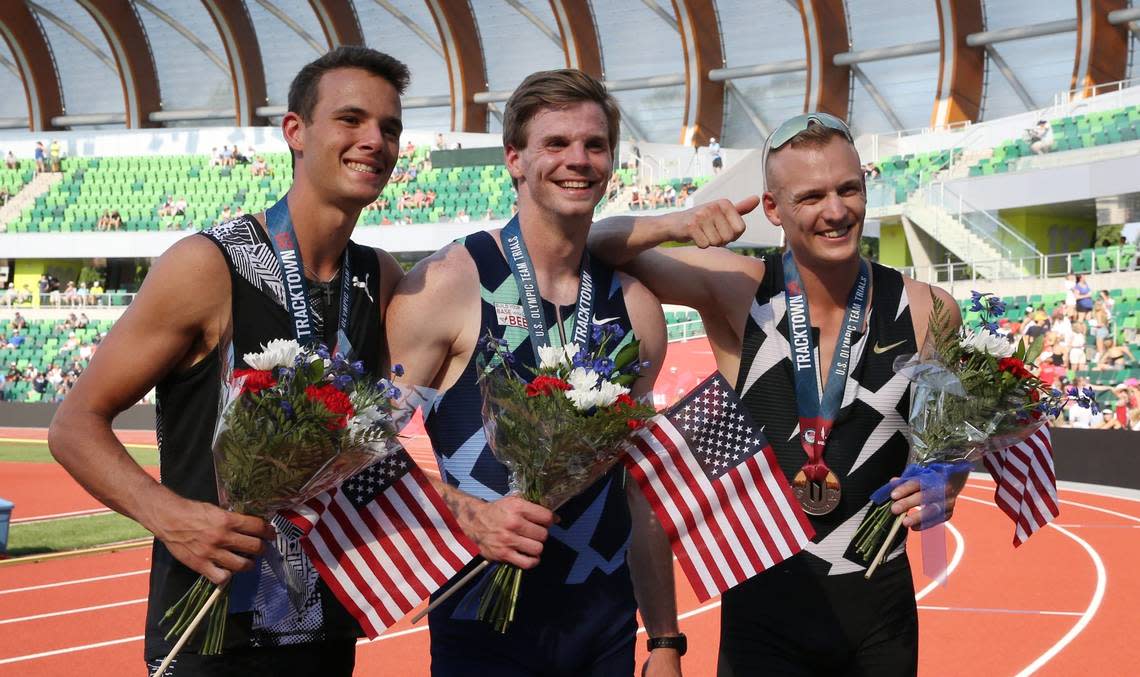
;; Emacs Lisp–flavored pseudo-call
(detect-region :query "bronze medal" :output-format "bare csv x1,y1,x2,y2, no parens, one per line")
793,468,842,515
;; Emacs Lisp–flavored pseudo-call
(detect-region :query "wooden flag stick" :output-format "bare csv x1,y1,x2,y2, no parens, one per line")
155,585,225,675
410,560,490,624
865,513,905,579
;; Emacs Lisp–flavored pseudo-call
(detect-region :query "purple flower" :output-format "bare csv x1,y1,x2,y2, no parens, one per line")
279,399,294,420
334,374,354,391
391,363,405,378
987,296,1006,317
593,358,615,377
969,290,985,313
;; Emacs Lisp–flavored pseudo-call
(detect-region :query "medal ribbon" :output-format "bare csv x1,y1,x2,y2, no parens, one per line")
782,250,870,482
264,195,354,355
499,216,594,351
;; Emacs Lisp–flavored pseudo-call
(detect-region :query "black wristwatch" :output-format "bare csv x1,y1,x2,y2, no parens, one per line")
646,633,687,656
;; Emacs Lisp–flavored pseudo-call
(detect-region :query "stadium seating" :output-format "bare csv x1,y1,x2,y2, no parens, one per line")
0,318,112,402
866,148,958,203
0,161,34,199
2,147,520,233
968,104,1140,176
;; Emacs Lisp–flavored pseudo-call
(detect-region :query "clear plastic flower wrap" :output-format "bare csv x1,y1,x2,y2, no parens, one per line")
472,328,655,633
853,293,1095,579
158,338,409,668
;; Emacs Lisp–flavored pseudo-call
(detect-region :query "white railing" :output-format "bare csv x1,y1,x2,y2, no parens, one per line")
0,292,138,309
1053,77,1140,109
667,319,706,343
901,249,1140,284
915,182,1042,262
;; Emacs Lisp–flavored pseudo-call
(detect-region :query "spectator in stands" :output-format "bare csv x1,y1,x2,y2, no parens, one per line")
232,147,249,165
380,214,393,225
173,196,187,216
707,136,723,174
49,139,61,172
210,147,222,167
435,132,446,150
37,274,51,304
396,192,413,210
63,281,78,307
4,150,16,169
606,174,622,202
109,210,122,231
400,140,415,158
1099,289,1115,316
1093,408,1123,429
14,285,31,305
32,372,47,395
455,208,470,223
87,280,103,305
1028,120,1054,155
410,188,426,208
251,155,269,177
0,187,10,207
1096,337,1136,370
34,141,45,173
219,205,233,222
406,164,418,182
1073,274,1093,319
1090,301,1113,353
5,362,19,382
220,145,234,167
628,186,643,210
8,329,25,348
57,313,76,332
862,162,881,180
662,183,677,207
11,311,26,330
1068,321,1088,370
423,188,436,208
77,312,89,329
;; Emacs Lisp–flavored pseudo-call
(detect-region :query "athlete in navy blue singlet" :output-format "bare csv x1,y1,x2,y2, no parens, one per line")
387,70,682,677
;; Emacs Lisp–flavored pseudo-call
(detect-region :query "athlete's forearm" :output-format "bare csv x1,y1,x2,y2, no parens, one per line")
626,481,680,636
48,407,173,531
589,214,679,267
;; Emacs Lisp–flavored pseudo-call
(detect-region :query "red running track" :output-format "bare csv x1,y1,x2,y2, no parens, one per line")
3,339,1138,675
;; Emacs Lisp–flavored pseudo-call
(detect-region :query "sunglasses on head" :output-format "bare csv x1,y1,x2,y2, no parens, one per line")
762,112,853,170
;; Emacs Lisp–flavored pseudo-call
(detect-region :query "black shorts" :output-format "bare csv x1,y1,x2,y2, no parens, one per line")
147,639,356,677
718,555,918,677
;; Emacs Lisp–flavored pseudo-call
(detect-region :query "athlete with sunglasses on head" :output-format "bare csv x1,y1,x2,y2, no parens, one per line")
590,113,965,675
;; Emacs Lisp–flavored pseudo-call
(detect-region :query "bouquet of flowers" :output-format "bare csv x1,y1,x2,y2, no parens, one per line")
474,324,655,632
159,339,406,665
854,292,1096,577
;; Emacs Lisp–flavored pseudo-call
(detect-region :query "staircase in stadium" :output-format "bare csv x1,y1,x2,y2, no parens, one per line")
0,172,63,233
903,182,1041,280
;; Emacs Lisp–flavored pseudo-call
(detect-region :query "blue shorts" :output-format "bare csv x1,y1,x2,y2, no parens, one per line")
428,560,637,676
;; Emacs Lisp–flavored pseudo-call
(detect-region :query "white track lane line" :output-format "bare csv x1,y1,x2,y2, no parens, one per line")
0,598,146,625
956,495,1107,677
914,522,964,602
0,636,144,666
11,508,114,524
0,569,149,595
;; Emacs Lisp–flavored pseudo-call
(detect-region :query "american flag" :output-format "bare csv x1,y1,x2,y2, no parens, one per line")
624,373,814,601
280,447,478,637
982,425,1059,546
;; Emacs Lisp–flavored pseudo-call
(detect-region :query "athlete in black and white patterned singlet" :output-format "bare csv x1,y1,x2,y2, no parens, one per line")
717,255,922,675
586,114,965,676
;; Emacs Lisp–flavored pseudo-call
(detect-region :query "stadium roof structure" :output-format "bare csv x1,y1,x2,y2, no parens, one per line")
0,0,1138,146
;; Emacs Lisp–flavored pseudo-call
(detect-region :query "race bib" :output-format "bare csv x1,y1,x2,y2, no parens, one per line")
495,302,528,328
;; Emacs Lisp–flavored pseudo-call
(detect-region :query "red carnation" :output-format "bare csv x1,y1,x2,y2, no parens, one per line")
613,393,636,408
627,418,644,430
998,357,1033,380
305,384,355,430
526,375,572,397
234,368,276,394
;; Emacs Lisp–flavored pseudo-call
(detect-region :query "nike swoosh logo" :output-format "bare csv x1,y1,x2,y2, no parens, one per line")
592,315,620,325
872,339,906,354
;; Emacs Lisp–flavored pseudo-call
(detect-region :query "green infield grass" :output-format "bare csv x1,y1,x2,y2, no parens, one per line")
0,438,158,466
6,512,151,557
